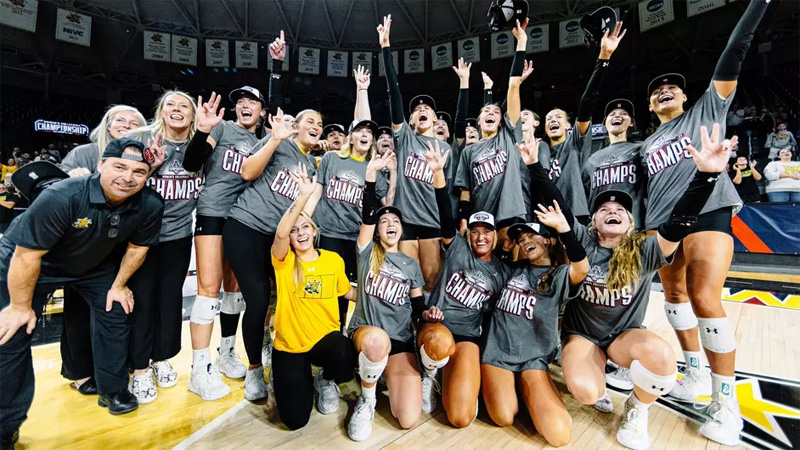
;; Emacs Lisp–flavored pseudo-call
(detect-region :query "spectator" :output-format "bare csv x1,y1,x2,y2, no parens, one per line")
726,103,745,135
764,149,800,202
765,120,797,159
729,156,762,203
1,159,17,180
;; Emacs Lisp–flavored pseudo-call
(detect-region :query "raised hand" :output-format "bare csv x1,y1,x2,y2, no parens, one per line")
289,162,317,196
354,65,371,89
377,15,392,47
146,132,167,170
534,201,570,233
424,140,449,173
481,71,493,89
520,60,534,82
600,21,626,59
452,57,472,81
750,160,757,169
422,306,444,323
686,123,738,173
516,141,540,165
196,92,225,133
268,107,299,141
512,18,529,46
367,149,395,173
269,30,287,61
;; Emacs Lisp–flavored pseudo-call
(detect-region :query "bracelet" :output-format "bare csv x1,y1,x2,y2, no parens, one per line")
358,88,368,91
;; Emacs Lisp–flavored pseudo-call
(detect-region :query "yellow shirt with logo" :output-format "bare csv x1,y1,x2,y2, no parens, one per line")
271,248,351,353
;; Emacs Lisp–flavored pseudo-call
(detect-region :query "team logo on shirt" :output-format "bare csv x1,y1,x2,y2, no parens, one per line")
471,147,508,186
147,159,203,202
579,265,633,307
444,270,493,310
548,158,562,180
591,155,638,190
496,273,538,320
364,263,411,307
403,151,434,185
325,170,364,207
645,133,692,176
304,279,322,295
72,217,92,229
220,144,253,175
270,167,302,200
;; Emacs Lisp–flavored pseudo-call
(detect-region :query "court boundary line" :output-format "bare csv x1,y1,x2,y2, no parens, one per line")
172,400,248,450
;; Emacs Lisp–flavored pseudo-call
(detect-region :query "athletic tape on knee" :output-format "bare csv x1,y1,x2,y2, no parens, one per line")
630,360,676,397
190,295,221,324
220,291,245,314
419,344,450,372
664,302,698,331
698,318,737,353
358,352,388,384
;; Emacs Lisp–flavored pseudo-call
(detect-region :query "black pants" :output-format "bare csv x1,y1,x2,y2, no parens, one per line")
128,237,192,370
0,271,128,432
317,235,357,332
60,285,94,380
272,332,356,430
223,219,275,365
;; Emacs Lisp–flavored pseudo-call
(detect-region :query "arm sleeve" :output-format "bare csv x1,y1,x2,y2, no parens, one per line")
577,59,609,123
362,181,378,225
454,88,469,140
527,162,576,227
182,130,214,172
510,50,525,77
483,88,493,106
383,47,405,125
268,58,284,116
435,187,457,240
713,0,769,81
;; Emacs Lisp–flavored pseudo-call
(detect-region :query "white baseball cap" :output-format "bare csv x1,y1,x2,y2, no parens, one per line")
468,211,496,230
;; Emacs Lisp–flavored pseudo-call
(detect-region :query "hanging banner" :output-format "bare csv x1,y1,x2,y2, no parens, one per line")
378,50,399,77
298,46,320,74
639,0,675,32
327,50,349,77
55,8,91,46
686,0,725,17
0,0,38,32
491,31,513,59
171,35,197,66
205,39,229,67
457,37,480,63
34,119,89,136
267,44,290,71
404,48,424,74
527,23,550,53
559,19,584,49
431,43,453,70
143,31,171,62
351,51,373,74
235,40,257,68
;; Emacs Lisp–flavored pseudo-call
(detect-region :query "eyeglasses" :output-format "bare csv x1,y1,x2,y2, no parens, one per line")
108,213,120,238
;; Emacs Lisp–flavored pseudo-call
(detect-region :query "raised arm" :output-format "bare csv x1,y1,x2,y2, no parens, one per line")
518,140,576,227
382,153,398,206
354,65,372,121
750,160,762,181
272,164,317,262
379,15,404,130
268,31,287,116
482,71,494,106
712,0,770,99
507,19,530,126
424,141,455,246
576,22,626,136
534,202,589,286
357,150,396,249
241,108,297,181
452,58,472,146
183,92,225,171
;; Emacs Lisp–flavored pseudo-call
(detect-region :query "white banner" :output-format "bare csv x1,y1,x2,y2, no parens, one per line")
235,40,257,68
457,37,480,63
686,0,725,17
327,50,349,77
298,46,320,74
267,45,290,71
559,19,584,49
351,51,373,74
378,50,399,77
143,31,171,62
171,35,197,66
431,43,453,70
527,23,550,53
205,39,229,67
404,48,425,74
0,0,38,32
55,8,91,47
639,0,675,32
490,31,513,59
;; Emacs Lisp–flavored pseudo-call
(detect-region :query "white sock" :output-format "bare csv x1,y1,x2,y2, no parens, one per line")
424,367,438,378
361,383,376,400
221,335,235,353
627,392,651,410
193,348,211,371
712,373,736,400
683,351,704,371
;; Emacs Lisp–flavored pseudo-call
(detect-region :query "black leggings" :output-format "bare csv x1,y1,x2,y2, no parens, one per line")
223,218,275,365
317,235,357,332
272,332,356,430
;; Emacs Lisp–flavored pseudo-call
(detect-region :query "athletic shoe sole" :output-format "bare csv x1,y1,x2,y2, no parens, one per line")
606,376,634,391
188,381,230,401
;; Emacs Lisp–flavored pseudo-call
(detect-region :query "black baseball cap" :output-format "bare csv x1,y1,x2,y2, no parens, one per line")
348,119,379,137
465,118,479,129
508,221,552,241
323,123,346,138
647,73,686,96
229,86,266,107
102,138,153,168
488,0,529,32
436,111,452,129
604,98,635,118
408,94,437,113
591,189,634,213
580,6,618,49
11,161,69,201
377,126,394,138
376,205,403,223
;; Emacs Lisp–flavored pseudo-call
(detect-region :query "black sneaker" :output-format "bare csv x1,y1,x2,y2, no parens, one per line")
98,389,139,415
71,377,98,395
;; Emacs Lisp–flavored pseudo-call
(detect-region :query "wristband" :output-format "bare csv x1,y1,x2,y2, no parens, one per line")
559,229,587,263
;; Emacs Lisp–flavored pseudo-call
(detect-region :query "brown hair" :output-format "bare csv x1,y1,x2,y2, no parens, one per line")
536,237,568,292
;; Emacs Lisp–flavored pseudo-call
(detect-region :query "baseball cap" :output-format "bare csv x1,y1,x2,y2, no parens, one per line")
10,161,69,201
468,211,496,230
436,111,452,129
323,123,346,137
508,222,552,242
580,6,618,48
229,86,266,107
604,98,635,118
102,138,153,168
465,118,479,130
408,94,437,113
377,126,394,138
647,73,686,96
487,0,529,32
591,189,634,214
348,119,379,136
376,205,403,223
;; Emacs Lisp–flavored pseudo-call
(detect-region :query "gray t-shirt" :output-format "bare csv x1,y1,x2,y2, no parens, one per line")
228,139,317,235
428,235,507,338
314,152,389,241
482,263,573,372
393,122,452,228
196,121,262,218
549,127,592,217
583,141,645,228
641,82,741,229
562,224,670,346
61,143,100,173
347,241,424,343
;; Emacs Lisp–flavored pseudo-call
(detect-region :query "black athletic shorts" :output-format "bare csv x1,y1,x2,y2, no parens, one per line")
195,215,227,236
389,338,416,356
453,333,482,346
402,223,441,240
562,326,644,354
691,207,733,235
318,235,357,282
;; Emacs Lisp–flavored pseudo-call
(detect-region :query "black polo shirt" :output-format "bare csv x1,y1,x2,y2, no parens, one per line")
0,173,164,281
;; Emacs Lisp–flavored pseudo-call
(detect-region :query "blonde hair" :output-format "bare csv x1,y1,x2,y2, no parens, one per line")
589,210,646,291
90,105,147,156
290,212,320,286
132,90,197,142
466,228,498,254
337,128,376,161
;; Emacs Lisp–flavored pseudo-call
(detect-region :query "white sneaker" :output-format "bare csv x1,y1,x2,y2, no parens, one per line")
606,366,634,390
313,370,341,414
348,395,377,442
150,360,178,388
421,373,440,414
189,363,231,401
616,399,650,450
593,392,614,413
216,347,247,379
262,330,272,367
699,396,743,446
244,366,268,402
668,367,711,401
129,369,158,404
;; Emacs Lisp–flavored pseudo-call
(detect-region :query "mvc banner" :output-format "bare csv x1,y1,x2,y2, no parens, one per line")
378,50,399,77
0,0,38,32
235,41,257,68
351,51,372,73
144,31,171,62
267,44,290,71
327,50,349,77
205,39,229,67
55,8,91,46
298,46,320,74
171,35,197,66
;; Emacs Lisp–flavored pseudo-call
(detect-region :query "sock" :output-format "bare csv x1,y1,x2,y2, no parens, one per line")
193,348,211,370
361,383,376,400
221,335,235,353
424,367,438,378
712,373,736,400
628,392,651,410
683,351,703,371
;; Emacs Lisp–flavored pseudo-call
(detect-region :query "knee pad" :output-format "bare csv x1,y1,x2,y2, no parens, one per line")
358,352,388,384
220,291,245,314
419,344,450,372
698,318,737,353
664,302,698,331
630,360,676,397
190,295,220,325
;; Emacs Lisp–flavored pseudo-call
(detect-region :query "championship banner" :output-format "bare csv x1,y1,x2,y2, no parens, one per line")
457,37,480,63
143,31,171,62
558,19,584,49
404,48,425,74
378,50,399,77
171,35,197,66
34,119,89,135
235,40,257,68
527,23,550,53
490,31,513,59
297,46,320,74
686,0,725,17
267,44,290,71
431,43,452,70
0,0,38,32
205,39,229,67
327,50,349,77
351,51,372,74
639,0,675,32
55,8,91,46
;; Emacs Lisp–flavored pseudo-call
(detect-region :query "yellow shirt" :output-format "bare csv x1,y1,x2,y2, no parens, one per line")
1,165,17,180
271,248,351,353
